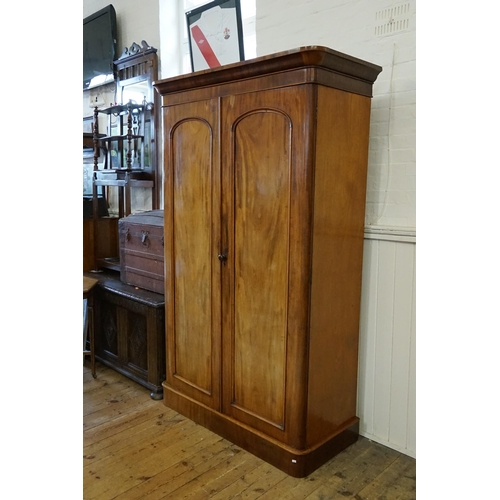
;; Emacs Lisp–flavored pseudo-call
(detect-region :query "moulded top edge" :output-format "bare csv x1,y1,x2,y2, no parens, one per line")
153,46,382,96
119,209,164,221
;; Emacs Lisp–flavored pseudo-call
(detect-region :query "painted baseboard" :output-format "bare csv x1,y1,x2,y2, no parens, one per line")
357,234,416,459
359,431,416,459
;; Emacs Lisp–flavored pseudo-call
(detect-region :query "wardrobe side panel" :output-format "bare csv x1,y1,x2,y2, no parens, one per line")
306,86,372,447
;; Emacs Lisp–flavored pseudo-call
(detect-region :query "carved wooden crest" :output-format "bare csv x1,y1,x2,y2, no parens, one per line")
117,40,157,61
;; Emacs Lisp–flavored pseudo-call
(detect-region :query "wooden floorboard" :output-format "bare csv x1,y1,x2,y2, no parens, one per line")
83,361,416,500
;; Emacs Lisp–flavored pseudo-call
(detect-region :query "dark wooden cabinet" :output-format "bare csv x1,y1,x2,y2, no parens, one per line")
154,46,382,477
93,273,166,398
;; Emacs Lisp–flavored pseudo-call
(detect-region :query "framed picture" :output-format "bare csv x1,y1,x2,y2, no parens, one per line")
186,0,245,72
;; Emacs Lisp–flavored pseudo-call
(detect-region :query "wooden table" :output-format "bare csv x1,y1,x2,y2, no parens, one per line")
83,276,99,377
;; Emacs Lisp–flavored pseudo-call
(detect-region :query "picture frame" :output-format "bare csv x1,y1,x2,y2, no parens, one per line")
186,0,245,72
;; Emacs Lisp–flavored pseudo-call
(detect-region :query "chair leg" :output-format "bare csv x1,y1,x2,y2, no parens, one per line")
89,306,96,378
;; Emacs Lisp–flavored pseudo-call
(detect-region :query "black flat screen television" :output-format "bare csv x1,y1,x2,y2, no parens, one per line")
83,5,117,90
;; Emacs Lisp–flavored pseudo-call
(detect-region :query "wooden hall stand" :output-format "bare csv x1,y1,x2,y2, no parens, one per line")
83,276,99,378
84,42,159,274
154,46,382,477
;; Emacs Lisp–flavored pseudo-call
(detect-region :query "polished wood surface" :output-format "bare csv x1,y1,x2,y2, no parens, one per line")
305,86,372,447
84,362,416,499
163,386,360,478
156,47,382,477
83,276,99,294
173,115,214,393
154,45,382,98
232,102,290,430
164,98,222,411
221,85,313,445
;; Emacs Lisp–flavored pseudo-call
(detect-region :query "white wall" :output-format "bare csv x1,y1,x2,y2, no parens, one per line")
158,0,184,78
256,0,416,230
83,0,161,59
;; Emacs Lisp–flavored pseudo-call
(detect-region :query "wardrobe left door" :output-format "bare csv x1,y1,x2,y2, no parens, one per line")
162,98,222,411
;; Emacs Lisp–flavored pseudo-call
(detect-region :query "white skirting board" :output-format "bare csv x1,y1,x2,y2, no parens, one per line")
357,226,416,458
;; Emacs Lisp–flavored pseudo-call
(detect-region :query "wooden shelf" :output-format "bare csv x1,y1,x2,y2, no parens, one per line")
96,257,121,272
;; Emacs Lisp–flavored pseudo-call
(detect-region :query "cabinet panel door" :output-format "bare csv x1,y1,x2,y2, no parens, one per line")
163,100,221,410
221,86,314,444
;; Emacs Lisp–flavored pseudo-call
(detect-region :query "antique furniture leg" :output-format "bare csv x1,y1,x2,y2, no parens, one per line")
84,276,99,378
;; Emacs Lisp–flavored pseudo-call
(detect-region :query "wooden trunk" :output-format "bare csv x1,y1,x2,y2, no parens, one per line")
118,210,164,294
154,46,382,477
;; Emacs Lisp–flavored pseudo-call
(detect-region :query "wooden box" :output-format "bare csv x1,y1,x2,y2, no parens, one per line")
119,210,164,294
93,272,166,399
